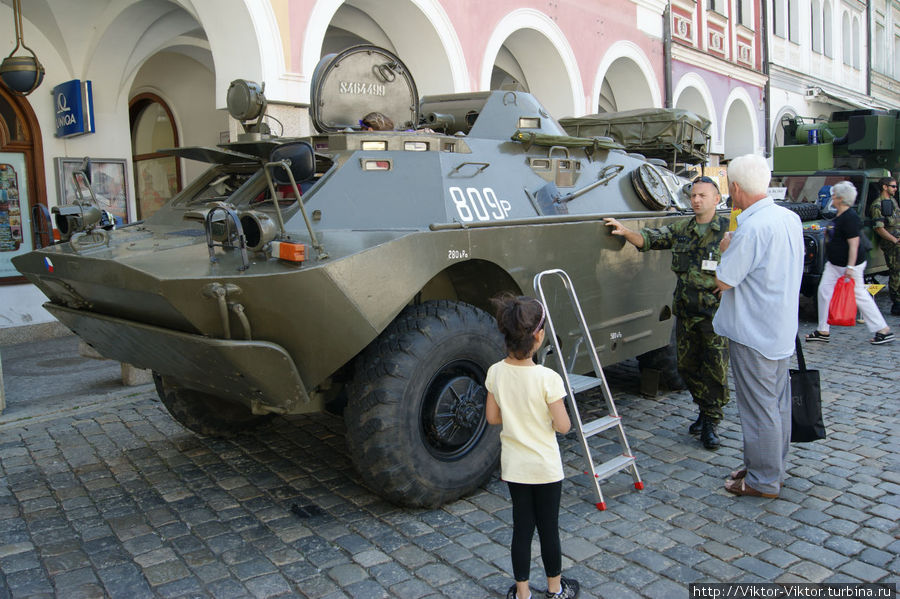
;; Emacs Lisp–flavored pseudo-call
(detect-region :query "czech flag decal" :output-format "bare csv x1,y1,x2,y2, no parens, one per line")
44,257,54,273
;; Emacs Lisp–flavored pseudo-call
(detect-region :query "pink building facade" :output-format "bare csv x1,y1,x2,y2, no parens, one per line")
669,0,767,162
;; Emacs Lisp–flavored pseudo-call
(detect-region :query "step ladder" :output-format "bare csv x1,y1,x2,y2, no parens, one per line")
533,268,643,510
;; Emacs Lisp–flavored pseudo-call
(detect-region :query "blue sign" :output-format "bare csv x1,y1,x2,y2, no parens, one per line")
52,79,94,138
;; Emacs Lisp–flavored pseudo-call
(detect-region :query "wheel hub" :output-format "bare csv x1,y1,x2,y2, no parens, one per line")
421,360,487,460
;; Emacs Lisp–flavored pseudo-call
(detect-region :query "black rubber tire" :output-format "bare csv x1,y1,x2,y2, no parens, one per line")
344,300,505,508
153,372,273,437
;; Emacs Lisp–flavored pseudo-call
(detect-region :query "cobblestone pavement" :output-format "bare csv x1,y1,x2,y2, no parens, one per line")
0,297,898,599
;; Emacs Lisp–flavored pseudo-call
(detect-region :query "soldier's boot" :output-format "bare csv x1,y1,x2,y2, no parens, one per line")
892,303,900,316
701,417,720,450
689,414,703,436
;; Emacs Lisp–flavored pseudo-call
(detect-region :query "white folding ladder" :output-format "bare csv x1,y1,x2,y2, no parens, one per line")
533,268,643,510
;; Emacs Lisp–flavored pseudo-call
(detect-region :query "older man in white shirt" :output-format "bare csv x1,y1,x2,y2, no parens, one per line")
714,153,804,499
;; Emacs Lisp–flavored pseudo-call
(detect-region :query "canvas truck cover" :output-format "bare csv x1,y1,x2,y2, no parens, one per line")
559,108,711,166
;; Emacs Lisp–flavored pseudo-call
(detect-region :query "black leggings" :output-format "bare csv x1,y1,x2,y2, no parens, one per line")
507,480,562,582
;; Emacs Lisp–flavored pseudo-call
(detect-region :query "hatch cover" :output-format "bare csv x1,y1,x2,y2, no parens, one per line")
310,45,419,133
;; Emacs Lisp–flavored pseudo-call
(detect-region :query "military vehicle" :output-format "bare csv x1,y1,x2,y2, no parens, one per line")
14,45,694,508
770,109,899,297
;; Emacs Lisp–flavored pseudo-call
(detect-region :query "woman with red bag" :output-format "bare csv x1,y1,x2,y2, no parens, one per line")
806,181,894,345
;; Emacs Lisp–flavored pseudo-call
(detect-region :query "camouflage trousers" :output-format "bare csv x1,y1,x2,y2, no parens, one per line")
883,242,900,304
676,316,730,423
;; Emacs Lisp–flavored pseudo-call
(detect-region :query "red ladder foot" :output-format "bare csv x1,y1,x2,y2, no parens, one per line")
634,481,644,490
596,502,607,511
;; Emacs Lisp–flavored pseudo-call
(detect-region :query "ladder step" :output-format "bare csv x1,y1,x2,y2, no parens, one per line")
594,455,634,480
591,454,636,481
580,415,621,437
567,373,604,394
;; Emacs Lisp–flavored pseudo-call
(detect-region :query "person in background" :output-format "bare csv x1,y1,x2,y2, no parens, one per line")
713,153,803,499
870,176,900,316
806,181,894,345
485,294,580,599
604,176,730,450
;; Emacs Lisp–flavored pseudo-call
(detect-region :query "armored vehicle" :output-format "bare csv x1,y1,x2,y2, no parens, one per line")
15,46,692,508
770,109,899,297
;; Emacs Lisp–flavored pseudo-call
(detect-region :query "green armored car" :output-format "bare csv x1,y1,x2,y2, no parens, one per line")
14,46,694,507
771,109,899,297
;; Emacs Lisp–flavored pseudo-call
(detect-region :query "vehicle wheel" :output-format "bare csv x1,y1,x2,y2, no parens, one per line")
345,300,506,508
153,372,273,437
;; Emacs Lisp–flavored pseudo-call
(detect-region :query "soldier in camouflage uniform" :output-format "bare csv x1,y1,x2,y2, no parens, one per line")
605,177,729,449
871,176,900,316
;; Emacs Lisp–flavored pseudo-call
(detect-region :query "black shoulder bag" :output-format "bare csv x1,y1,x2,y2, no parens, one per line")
790,337,826,443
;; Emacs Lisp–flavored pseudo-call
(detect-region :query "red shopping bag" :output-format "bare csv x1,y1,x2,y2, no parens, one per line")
827,276,856,326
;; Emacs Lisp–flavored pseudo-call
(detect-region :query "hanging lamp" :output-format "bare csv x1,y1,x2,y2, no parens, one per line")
0,0,45,96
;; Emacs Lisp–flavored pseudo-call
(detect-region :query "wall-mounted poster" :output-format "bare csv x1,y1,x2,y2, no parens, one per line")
135,156,178,219
55,157,130,225
0,153,33,278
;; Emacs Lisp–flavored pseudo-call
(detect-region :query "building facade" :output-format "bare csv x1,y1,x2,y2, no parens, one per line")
1,0,669,334
1,0,897,338
766,0,895,152
870,0,900,110
668,0,767,163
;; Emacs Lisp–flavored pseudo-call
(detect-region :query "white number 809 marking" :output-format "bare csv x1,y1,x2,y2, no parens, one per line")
449,187,511,222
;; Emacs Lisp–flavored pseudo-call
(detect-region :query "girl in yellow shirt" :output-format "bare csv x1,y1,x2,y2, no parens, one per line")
485,294,580,599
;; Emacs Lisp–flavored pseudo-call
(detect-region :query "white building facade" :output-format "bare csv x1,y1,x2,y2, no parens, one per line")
766,0,898,152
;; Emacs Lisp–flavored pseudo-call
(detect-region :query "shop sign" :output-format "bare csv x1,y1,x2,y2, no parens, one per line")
52,79,95,138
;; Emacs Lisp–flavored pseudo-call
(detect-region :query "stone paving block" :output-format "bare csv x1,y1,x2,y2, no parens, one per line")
141,559,191,587
206,577,253,599
788,560,833,583
154,575,203,599
367,561,410,588
416,563,461,587
863,516,896,533
857,547,894,568
0,550,40,574
662,544,708,567
191,560,230,584
610,563,658,589
732,556,784,580
423,543,464,566
388,577,437,599
244,572,293,599
4,567,54,597
838,560,889,583
441,579,494,599
790,524,830,545
851,527,894,549
596,581,644,599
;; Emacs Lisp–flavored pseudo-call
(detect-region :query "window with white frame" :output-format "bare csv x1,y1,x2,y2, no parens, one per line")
894,33,900,80
788,0,800,42
811,0,822,52
842,12,851,65
709,0,726,15
852,15,861,69
823,1,833,57
737,0,753,27
875,22,886,73
773,0,786,37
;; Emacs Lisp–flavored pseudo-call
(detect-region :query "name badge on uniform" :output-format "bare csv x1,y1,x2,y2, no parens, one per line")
702,252,717,272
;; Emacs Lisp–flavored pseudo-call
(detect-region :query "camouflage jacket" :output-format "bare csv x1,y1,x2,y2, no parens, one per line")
871,197,900,249
639,215,729,320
